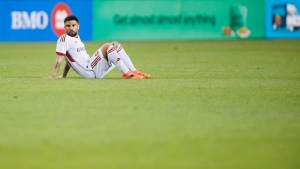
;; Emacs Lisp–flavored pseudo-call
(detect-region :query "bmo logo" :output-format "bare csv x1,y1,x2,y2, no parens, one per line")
51,3,72,36
11,11,48,29
10,2,71,37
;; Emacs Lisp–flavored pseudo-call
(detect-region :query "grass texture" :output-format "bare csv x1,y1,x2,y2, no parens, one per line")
0,40,300,169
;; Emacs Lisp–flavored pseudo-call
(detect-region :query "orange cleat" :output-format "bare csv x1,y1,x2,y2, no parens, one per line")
133,70,151,79
122,71,144,79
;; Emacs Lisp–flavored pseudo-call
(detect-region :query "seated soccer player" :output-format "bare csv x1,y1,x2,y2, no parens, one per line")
50,15,151,79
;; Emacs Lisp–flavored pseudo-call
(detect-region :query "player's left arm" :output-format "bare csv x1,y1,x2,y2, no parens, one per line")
62,62,70,78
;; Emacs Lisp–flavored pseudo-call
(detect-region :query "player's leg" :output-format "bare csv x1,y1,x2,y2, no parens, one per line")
112,41,136,71
98,43,143,79
112,41,151,79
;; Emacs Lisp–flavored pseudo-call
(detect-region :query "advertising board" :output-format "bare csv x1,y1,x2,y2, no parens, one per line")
92,0,265,40
0,0,92,42
265,0,300,38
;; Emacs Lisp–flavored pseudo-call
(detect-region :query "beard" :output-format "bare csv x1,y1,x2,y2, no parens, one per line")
67,30,78,37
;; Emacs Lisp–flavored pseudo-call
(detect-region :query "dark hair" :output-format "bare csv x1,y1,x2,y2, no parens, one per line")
64,15,79,23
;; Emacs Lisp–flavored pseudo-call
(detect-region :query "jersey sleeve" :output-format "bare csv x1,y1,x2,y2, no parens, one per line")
56,35,69,56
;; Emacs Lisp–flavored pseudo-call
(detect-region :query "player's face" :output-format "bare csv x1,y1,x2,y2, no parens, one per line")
64,20,79,37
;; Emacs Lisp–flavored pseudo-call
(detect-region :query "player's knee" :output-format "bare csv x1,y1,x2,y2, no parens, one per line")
103,42,111,48
101,43,112,57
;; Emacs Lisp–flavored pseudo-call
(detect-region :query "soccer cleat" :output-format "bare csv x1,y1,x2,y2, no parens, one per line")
122,71,144,79
133,70,151,79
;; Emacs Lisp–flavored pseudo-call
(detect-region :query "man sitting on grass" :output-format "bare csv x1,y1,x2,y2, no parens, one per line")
50,15,151,79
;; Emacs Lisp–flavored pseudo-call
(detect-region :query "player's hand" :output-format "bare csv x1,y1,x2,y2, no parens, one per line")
111,41,119,49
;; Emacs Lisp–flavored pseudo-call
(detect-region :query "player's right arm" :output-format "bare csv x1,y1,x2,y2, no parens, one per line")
51,54,65,78
62,62,70,78
53,34,69,78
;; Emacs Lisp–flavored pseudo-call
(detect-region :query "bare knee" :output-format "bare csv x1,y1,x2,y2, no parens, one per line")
101,43,112,57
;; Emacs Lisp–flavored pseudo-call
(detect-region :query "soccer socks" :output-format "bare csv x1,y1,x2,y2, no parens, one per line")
107,46,129,74
107,43,149,79
116,44,136,71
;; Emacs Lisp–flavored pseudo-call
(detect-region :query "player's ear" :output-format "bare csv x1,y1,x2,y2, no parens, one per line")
78,25,80,30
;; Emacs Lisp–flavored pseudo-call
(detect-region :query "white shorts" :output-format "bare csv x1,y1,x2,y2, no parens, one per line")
68,47,115,78
88,48,115,78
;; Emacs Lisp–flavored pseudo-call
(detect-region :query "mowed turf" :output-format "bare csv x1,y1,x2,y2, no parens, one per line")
0,40,299,169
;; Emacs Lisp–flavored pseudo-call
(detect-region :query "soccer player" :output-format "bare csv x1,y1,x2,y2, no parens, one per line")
50,15,151,79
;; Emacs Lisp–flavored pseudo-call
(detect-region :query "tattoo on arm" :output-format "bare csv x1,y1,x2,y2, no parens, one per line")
51,61,61,78
51,55,64,78
54,61,61,70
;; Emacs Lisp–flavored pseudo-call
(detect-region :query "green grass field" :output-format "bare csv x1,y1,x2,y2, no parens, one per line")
0,40,299,169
